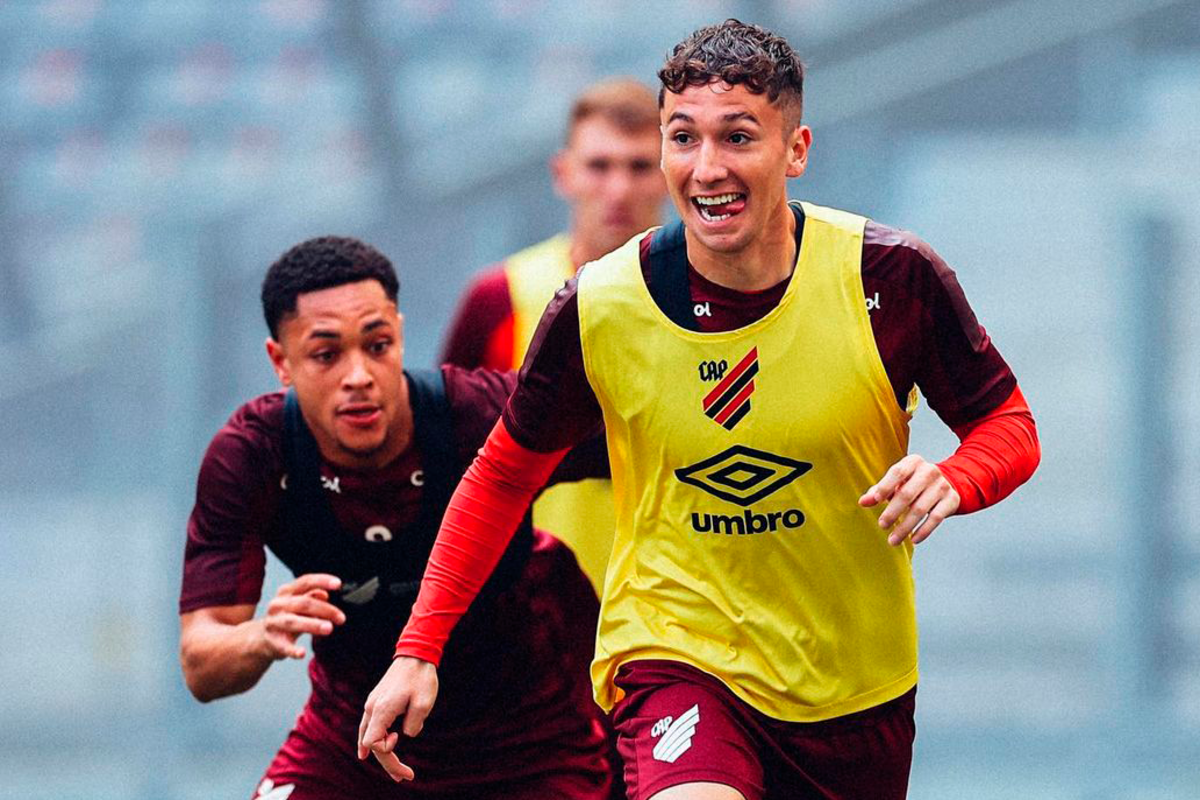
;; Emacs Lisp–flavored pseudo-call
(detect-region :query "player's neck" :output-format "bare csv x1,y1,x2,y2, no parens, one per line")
568,234,606,271
686,202,797,293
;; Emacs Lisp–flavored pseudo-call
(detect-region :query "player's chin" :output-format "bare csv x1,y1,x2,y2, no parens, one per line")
336,432,388,459
693,227,749,255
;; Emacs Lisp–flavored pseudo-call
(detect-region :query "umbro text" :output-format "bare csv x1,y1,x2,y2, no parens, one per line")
691,507,805,534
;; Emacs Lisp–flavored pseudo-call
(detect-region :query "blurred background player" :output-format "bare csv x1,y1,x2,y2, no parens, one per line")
178,237,615,799
360,20,1040,800
440,77,668,594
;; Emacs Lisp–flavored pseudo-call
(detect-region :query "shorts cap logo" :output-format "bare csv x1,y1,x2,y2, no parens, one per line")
651,704,700,763
256,780,296,799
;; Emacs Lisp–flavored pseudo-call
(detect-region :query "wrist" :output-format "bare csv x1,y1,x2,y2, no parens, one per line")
246,617,281,663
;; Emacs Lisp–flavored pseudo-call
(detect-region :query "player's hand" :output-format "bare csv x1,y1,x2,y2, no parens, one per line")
259,573,345,660
357,656,439,782
859,454,960,546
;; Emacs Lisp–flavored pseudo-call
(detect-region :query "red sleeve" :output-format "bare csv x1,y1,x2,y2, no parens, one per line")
440,267,516,371
179,397,282,614
395,419,567,664
937,385,1040,515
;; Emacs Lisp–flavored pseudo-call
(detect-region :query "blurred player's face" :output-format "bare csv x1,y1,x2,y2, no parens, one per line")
660,82,810,262
266,279,410,470
553,117,665,262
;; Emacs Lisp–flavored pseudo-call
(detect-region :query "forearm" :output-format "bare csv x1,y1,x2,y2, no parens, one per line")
938,385,1040,514
180,616,273,702
396,419,567,664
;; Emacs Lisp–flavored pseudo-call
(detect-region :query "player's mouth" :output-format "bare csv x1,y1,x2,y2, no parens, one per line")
337,402,383,429
692,193,746,223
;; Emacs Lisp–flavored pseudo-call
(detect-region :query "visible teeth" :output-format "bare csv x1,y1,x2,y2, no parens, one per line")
698,206,732,222
694,193,740,206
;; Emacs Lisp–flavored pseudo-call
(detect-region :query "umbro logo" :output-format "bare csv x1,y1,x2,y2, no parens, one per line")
651,704,700,763
255,779,295,800
341,576,380,605
675,445,812,507
702,347,758,430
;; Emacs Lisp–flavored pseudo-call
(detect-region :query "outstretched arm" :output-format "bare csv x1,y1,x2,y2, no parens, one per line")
361,276,603,781
357,419,570,780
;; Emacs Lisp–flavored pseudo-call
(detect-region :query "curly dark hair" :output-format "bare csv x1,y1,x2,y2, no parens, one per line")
261,236,399,339
658,19,805,126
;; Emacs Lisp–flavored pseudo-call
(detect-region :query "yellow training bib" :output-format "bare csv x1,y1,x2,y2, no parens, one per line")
505,234,617,595
578,202,917,721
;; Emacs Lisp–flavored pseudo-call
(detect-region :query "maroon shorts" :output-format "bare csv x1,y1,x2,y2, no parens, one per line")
254,699,613,799
611,661,915,800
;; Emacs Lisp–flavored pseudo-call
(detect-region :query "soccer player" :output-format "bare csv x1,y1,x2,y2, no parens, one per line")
359,20,1041,800
441,77,667,593
179,237,615,799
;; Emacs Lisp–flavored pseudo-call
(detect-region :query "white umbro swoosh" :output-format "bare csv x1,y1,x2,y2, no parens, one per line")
342,576,380,605
652,704,700,763
256,779,296,799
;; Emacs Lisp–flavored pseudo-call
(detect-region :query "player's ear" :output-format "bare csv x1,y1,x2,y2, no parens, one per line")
550,149,572,199
785,125,812,179
266,338,292,386
395,312,405,362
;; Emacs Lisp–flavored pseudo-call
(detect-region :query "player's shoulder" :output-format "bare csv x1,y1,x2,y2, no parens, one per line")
504,233,571,270
195,392,287,497
440,364,515,410
861,218,957,291
206,392,286,463
438,364,515,456
577,228,656,291
225,391,285,435
462,263,513,302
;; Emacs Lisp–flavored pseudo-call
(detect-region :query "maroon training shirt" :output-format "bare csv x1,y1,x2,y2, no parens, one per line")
180,366,612,790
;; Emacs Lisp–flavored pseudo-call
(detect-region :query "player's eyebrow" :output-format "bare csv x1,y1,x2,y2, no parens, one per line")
722,111,760,125
362,318,390,334
306,329,340,341
665,111,761,126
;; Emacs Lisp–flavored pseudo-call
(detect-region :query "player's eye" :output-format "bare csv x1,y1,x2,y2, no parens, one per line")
729,132,751,145
368,339,391,355
312,350,336,364
670,131,693,145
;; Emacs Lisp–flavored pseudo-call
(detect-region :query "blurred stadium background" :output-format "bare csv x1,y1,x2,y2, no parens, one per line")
1,0,1198,797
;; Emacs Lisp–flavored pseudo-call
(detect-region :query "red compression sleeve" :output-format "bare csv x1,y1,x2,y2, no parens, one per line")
937,385,1040,515
395,419,568,665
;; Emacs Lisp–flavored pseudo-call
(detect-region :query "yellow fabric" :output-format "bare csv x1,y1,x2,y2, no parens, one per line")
577,202,917,722
504,234,574,366
504,234,616,595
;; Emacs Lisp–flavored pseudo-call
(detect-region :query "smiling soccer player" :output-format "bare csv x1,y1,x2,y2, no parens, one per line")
359,21,1040,800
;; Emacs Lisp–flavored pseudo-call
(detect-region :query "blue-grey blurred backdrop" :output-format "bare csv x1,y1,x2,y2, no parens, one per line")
2,1,1198,798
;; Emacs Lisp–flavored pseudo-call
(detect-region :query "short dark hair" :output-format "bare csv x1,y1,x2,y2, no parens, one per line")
566,77,660,143
261,236,398,339
658,19,805,127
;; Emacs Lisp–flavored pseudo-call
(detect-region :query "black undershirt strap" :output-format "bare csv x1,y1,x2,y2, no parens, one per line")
645,202,807,330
